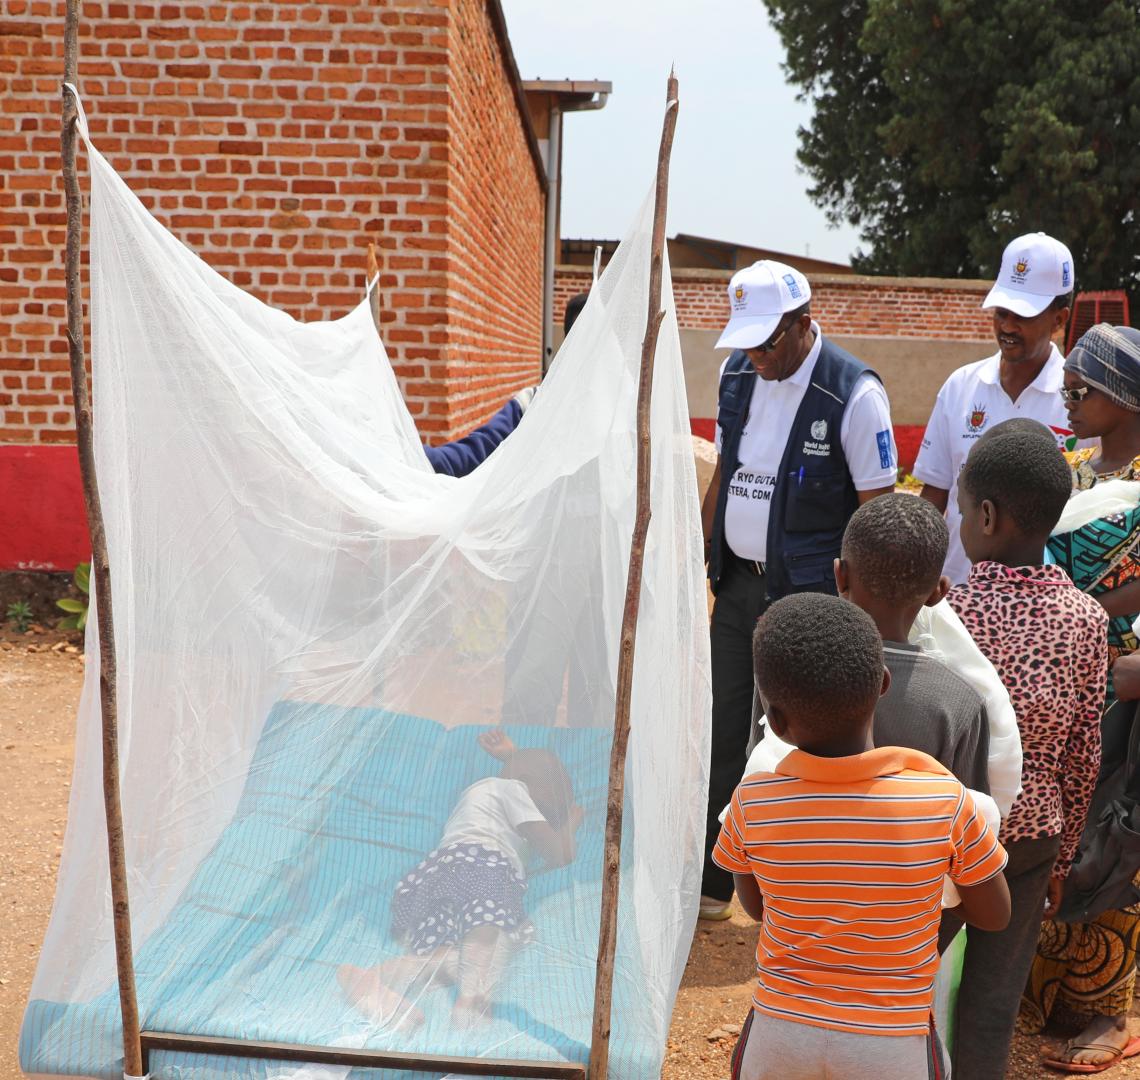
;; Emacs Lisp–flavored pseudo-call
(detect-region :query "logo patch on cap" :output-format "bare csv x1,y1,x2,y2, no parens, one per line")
1062,260,1071,288
1012,255,1030,283
734,284,745,300
783,273,802,300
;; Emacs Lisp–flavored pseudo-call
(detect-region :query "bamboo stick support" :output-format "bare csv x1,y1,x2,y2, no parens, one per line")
61,7,144,1075
586,71,679,1080
367,242,381,333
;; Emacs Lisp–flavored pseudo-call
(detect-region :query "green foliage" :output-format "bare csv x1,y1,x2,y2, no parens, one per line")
6,600,33,634
897,469,921,490
764,0,1140,292
56,561,90,631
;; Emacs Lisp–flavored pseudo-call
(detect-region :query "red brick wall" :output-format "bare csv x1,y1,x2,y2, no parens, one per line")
1,0,543,450
439,0,543,434
0,0,545,568
555,267,994,340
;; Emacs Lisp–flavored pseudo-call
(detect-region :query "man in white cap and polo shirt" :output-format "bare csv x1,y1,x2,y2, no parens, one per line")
698,259,898,919
915,233,1077,584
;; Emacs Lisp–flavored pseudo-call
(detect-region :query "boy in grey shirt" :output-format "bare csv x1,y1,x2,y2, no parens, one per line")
836,493,991,796
875,640,989,793
749,494,991,795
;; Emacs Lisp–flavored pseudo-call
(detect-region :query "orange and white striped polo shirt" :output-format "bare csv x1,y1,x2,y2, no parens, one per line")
714,745,1006,1037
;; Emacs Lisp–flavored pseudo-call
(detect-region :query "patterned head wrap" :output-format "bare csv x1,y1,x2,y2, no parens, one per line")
1065,324,1140,412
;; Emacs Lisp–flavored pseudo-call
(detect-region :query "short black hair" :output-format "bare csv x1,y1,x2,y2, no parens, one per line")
976,417,1058,446
787,300,811,323
563,292,590,336
1051,291,1074,312
841,493,948,606
960,430,1071,537
753,594,883,739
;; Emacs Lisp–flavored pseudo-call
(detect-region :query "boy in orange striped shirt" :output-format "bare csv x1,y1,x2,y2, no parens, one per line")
715,593,1010,1079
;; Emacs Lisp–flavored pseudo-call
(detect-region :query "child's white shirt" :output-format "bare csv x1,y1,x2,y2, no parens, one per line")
909,598,1022,818
439,777,545,878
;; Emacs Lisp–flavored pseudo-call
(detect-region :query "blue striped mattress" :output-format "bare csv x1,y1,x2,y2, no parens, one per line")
21,702,659,1079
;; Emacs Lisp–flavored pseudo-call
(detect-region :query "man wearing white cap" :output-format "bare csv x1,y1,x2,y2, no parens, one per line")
915,233,1078,584
699,260,898,919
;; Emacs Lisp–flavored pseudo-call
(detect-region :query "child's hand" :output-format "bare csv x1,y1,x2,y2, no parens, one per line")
478,728,516,761
1042,873,1065,920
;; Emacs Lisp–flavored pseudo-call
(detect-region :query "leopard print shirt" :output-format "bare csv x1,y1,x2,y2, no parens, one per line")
949,562,1108,878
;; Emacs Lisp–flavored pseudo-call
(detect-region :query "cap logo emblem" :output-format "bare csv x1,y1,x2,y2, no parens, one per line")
1011,254,1030,284
1062,260,1071,288
1015,259,1028,274
734,284,745,300
783,273,802,300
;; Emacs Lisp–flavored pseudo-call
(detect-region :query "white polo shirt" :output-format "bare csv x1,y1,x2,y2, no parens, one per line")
714,324,897,562
913,344,1077,585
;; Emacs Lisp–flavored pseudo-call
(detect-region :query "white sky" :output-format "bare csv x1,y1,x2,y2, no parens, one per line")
500,0,863,265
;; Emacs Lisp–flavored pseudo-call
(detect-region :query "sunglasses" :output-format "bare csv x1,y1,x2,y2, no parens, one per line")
1059,386,1092,404
752,318,796,354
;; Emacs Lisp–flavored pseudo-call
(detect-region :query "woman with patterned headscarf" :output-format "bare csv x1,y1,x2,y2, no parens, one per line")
1020,325,1140,1072
1064,324,1140,485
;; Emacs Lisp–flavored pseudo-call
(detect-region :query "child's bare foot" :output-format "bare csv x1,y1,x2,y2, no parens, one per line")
451,992,492,1029
337,964,425,1031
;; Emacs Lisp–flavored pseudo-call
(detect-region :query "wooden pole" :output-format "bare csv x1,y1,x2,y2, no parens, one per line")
366,242,381,334
61,8,144,1077
587,71,679,1080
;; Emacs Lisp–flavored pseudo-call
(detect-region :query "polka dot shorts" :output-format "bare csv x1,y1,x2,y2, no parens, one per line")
390,843,532,955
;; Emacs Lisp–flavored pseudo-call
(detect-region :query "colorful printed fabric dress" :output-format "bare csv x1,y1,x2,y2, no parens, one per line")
1048,449,1140,671
1021,450,1140,1030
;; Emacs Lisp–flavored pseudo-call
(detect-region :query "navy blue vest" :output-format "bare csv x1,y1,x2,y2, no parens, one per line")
708,337,880,601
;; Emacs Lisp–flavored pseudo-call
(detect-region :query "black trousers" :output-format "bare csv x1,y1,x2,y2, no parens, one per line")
702,557,770,901
942,834,1061,1080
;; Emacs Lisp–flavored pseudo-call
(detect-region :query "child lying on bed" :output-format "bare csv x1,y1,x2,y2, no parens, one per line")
339,729,583,1029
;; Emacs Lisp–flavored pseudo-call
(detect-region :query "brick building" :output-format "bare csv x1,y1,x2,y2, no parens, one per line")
2,0,1005,572
0,0,608,569
562,233,855,278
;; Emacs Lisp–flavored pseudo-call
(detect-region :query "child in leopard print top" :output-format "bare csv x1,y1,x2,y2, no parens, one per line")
943,429,1108,1080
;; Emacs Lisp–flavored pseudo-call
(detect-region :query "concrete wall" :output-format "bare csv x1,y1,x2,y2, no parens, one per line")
556,265,997,470
681,327,990,425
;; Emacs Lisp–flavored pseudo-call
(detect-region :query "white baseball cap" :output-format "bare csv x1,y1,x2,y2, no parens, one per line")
982,233,1075,317
716,260,812,350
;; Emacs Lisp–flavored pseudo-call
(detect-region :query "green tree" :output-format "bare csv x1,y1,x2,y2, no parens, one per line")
765,0,1140,293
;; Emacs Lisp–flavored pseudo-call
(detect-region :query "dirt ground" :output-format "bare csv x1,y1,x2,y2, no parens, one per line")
3,641,1139,1080
0,638,83,1080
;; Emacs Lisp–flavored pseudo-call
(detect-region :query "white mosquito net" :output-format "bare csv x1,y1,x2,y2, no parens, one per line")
20,95,711,1080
